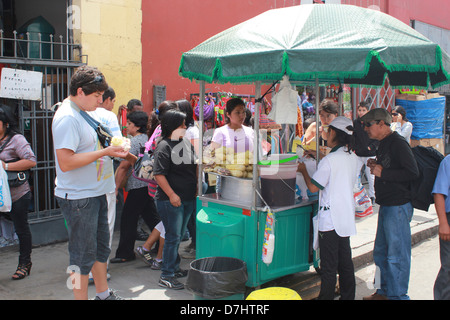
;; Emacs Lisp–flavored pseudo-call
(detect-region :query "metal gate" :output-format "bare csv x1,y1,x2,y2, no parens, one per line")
0,25,85,244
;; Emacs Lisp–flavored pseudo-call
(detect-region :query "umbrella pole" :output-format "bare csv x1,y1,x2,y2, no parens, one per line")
198,80,205,196
315,76,320,165
253,81,262,209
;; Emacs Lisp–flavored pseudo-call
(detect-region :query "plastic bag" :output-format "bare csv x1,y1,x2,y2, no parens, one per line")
262,209,275,265
353,174,373,218
185,257,247,300
0,166,12,212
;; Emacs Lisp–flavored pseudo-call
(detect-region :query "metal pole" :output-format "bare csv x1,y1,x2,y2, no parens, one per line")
315,76,320,164
253,81,262,210
198,80,205,196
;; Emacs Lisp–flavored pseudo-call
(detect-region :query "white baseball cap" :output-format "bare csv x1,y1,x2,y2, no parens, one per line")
329,116,354,135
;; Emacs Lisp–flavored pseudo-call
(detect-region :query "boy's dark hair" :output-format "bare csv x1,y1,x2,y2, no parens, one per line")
69,65,108,96
102,86,116,102
127,111,148,134
126,99,143,112
160,109,186,139
358,100,370,110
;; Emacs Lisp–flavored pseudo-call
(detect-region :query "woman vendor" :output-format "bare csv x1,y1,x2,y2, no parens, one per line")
210,97,254,154
297,116,363,300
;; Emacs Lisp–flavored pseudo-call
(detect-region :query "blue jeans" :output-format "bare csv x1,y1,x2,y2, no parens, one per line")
156,199,195,278
373,202,413,300
57,195,110,275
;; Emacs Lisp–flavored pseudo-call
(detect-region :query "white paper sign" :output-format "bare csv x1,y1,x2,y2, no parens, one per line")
0,68,42,100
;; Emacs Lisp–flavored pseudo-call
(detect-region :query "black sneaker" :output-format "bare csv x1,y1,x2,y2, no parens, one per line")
158,276,184,290
134,246,153,266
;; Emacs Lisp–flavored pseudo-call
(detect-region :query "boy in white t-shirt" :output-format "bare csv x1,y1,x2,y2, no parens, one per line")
52,66,129,300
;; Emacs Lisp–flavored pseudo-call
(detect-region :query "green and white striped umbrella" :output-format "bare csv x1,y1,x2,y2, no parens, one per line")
179,4,450,88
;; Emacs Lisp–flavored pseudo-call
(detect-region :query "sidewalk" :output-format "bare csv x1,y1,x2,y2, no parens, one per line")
0,203,439,300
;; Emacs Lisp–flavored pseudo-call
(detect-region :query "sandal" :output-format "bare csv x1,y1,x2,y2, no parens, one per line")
12,262,32,280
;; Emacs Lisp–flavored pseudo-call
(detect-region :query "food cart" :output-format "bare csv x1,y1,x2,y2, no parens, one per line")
179,4,450,289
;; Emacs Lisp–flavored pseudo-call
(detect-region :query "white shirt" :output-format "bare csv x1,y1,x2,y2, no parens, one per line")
52,99,115,199
311,146,363,237
212,124,254,153
391,121,413,143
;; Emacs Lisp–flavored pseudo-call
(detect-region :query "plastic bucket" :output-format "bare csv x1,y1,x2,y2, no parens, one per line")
259,163,297,207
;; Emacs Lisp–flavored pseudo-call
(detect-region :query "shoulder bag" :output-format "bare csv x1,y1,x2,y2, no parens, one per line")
79,110,113,148
0,134,31,188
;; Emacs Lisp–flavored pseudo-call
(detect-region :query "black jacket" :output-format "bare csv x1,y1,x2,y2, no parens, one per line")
375,131,419,206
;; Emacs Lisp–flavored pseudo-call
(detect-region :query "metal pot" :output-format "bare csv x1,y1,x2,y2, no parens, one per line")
219,175,256,206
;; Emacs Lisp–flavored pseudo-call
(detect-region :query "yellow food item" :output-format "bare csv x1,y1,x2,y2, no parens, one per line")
226,164,246,171
229,169,245,178
111,136,124,146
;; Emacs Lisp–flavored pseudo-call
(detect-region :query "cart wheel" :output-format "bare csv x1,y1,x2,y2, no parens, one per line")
314,267,321,275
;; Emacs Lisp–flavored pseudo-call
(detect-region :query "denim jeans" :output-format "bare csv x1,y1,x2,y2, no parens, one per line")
373,202,413,300
57,195,110,275
434,212,450,300
156,199,195,278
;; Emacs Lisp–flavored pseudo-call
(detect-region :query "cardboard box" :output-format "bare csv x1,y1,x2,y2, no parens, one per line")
410,138,445,155
396,93,443,101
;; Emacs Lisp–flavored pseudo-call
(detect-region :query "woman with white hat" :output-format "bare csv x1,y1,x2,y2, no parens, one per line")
297,116,363,300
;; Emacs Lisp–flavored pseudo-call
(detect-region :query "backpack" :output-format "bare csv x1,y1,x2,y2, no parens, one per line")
410,145,444,211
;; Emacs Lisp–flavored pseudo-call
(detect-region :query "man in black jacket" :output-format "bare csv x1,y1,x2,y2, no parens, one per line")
353,101,378,201
361,108,419,300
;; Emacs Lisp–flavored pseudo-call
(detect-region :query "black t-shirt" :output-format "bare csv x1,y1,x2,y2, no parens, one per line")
375,131,419,206
153,137,198,201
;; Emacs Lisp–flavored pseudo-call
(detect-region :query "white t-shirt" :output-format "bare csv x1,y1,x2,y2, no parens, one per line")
52,98,115,200
311,146,362,237
90,107,122,138
185,124,199,141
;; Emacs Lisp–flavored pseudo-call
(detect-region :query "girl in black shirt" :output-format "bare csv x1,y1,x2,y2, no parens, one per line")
153,109,197,290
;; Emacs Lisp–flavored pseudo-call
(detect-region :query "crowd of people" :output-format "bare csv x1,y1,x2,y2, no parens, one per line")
1,65,447,301
298,99,447,301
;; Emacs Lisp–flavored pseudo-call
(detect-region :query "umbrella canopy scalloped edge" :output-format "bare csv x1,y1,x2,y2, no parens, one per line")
179,45,450,89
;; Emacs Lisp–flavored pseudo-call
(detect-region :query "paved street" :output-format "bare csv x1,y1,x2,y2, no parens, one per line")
0,202,441,300
355,235,441,300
